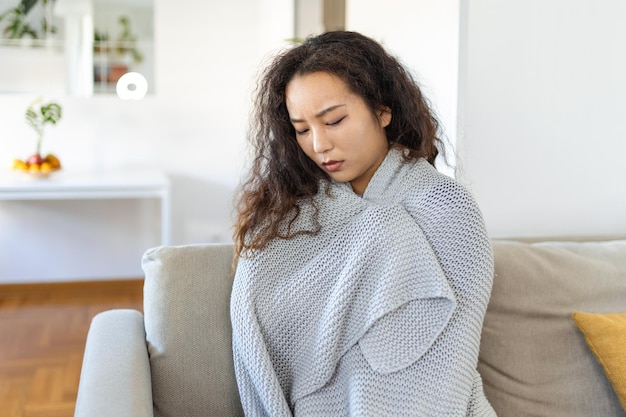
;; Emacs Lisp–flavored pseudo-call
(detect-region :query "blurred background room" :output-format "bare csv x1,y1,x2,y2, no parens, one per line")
1,0,624,283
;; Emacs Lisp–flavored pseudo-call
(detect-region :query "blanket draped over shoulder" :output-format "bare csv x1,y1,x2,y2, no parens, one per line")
230,148,496,416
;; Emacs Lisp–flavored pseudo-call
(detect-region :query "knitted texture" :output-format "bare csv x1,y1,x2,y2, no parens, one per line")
231,148,496,416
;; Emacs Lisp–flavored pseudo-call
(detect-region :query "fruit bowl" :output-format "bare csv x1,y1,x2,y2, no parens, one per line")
11,153,62,179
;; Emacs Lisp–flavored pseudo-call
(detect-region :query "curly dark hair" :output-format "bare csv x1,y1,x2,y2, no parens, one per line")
234,31,443,257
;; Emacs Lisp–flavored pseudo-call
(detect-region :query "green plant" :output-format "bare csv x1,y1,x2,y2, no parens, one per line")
0,4,37,39
93,29,109,53
93,16,143,64
0,0,56,41
115,16,143,63
25,98,62,156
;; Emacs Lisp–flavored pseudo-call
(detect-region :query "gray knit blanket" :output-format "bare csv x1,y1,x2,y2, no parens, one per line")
230,148,496,416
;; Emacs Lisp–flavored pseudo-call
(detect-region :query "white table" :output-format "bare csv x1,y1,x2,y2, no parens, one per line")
0,170,171,245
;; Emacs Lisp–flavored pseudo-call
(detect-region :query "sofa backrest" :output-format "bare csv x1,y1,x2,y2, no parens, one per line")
480,239,626,417
141,239,626,417
142,243,243,417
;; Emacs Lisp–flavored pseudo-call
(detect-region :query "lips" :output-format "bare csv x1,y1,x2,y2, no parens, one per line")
322,160,343,172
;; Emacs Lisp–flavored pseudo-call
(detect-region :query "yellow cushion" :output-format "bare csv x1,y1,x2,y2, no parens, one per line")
572,311,626,411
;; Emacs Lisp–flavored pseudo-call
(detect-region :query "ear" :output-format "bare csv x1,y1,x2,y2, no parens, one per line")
378,106,392,128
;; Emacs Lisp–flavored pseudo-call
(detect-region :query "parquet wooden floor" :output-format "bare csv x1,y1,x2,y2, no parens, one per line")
0,280,143,417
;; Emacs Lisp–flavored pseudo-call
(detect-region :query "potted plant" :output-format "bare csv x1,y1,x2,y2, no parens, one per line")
94,16,144,85
12,98,63,175
114,16,143,64
0,0,56,44
0,4,37,41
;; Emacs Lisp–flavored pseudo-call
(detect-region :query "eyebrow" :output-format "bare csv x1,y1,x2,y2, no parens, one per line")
290,104,346,123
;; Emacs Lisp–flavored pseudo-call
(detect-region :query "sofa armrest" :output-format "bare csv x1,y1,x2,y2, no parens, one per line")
74,309,153,417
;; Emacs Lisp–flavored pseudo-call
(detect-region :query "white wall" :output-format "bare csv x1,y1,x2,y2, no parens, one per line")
346,0,460,175
0,0,293,283
457,0,626,238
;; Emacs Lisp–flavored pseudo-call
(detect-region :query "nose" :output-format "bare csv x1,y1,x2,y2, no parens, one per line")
312,128,333,154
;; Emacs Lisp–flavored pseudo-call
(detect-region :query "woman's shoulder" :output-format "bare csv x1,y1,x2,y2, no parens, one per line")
410,159,474,200
404,158,484,227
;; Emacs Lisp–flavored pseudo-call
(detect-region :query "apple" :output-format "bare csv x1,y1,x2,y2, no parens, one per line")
27,154,44,165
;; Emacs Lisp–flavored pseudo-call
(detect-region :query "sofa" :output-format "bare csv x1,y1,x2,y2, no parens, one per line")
74,238,626,417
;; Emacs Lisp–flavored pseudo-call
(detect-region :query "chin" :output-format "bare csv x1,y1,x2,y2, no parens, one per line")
327,173,352,184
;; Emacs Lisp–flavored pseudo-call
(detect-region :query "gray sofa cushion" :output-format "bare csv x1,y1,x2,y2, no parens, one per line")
479,240,626,417
142,244,243,417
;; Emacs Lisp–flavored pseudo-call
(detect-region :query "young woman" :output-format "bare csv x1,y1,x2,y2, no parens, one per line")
231,31,496,416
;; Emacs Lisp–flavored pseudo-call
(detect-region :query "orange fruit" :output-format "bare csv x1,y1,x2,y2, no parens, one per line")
44,153,61,169
12,158,28,171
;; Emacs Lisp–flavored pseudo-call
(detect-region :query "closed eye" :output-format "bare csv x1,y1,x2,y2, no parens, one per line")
295,128,309,135
327,116,346,126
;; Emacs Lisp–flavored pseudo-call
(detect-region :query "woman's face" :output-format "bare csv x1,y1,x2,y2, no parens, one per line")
285,71,391,195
